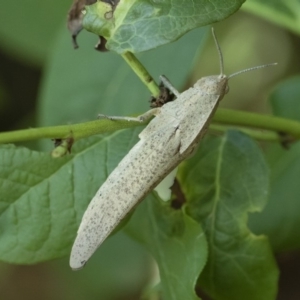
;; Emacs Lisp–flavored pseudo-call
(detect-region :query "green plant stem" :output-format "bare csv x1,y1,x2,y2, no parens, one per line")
121,52,160,98
210,124,280,142
0,109,299,145
0,119,146,144
214,109,300,139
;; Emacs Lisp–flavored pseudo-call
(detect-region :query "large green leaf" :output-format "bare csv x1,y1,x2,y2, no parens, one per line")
0,0,71,65
126,194,207,300
179,131,278,300
249,76,300,251
38,24,208,127
0,129,140,263
243,0,300,35
83,0,246,53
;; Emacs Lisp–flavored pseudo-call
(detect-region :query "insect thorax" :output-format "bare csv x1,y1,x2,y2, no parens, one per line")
193,75,229,96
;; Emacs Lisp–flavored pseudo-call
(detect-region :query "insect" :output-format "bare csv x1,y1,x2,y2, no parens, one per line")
70,28,276,270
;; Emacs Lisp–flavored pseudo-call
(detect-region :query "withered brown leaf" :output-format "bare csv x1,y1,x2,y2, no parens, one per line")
67,0,97,49
67,0,120,51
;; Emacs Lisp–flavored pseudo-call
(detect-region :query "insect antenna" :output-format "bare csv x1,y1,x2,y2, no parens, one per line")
228,63,277,79
211,27,224,76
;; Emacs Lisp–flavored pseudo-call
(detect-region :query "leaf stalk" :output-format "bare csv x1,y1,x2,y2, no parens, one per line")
121,52,161,98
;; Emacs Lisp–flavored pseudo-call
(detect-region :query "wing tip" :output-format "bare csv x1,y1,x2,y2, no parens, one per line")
70,253,87,271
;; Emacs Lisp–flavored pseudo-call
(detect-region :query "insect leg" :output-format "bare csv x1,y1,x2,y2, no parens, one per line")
98,108,160,122
159,75,180,97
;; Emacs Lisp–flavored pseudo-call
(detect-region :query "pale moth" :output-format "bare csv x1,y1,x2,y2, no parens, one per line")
70,28,276,270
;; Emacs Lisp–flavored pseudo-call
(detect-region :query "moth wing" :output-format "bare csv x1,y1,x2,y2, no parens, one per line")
70,121,182,270
139,109,180,141
177,92,220,154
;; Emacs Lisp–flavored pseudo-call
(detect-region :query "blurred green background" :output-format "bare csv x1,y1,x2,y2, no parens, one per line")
0,0,300,299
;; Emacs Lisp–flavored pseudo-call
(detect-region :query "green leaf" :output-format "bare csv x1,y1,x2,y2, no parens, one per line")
38,24,207,127
270,75,300,121
126,194,207,300
0,0,71,65
0,129,140,264
243,0,300,36
249,76,300,251
83,0,246,53
179,131,278,300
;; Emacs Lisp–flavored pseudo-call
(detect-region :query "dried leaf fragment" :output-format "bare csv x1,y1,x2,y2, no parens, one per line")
67,0,97,48
67,0,119,50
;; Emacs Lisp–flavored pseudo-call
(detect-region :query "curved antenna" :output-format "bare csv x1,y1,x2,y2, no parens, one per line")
211,27,224,75
228,63,277,79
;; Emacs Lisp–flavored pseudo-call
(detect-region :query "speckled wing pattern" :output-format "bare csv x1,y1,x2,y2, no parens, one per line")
160,86,221,154
70,113,182,269
70,75,226,270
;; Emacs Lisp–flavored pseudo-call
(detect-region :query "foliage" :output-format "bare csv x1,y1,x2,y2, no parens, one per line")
0,0,300,299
